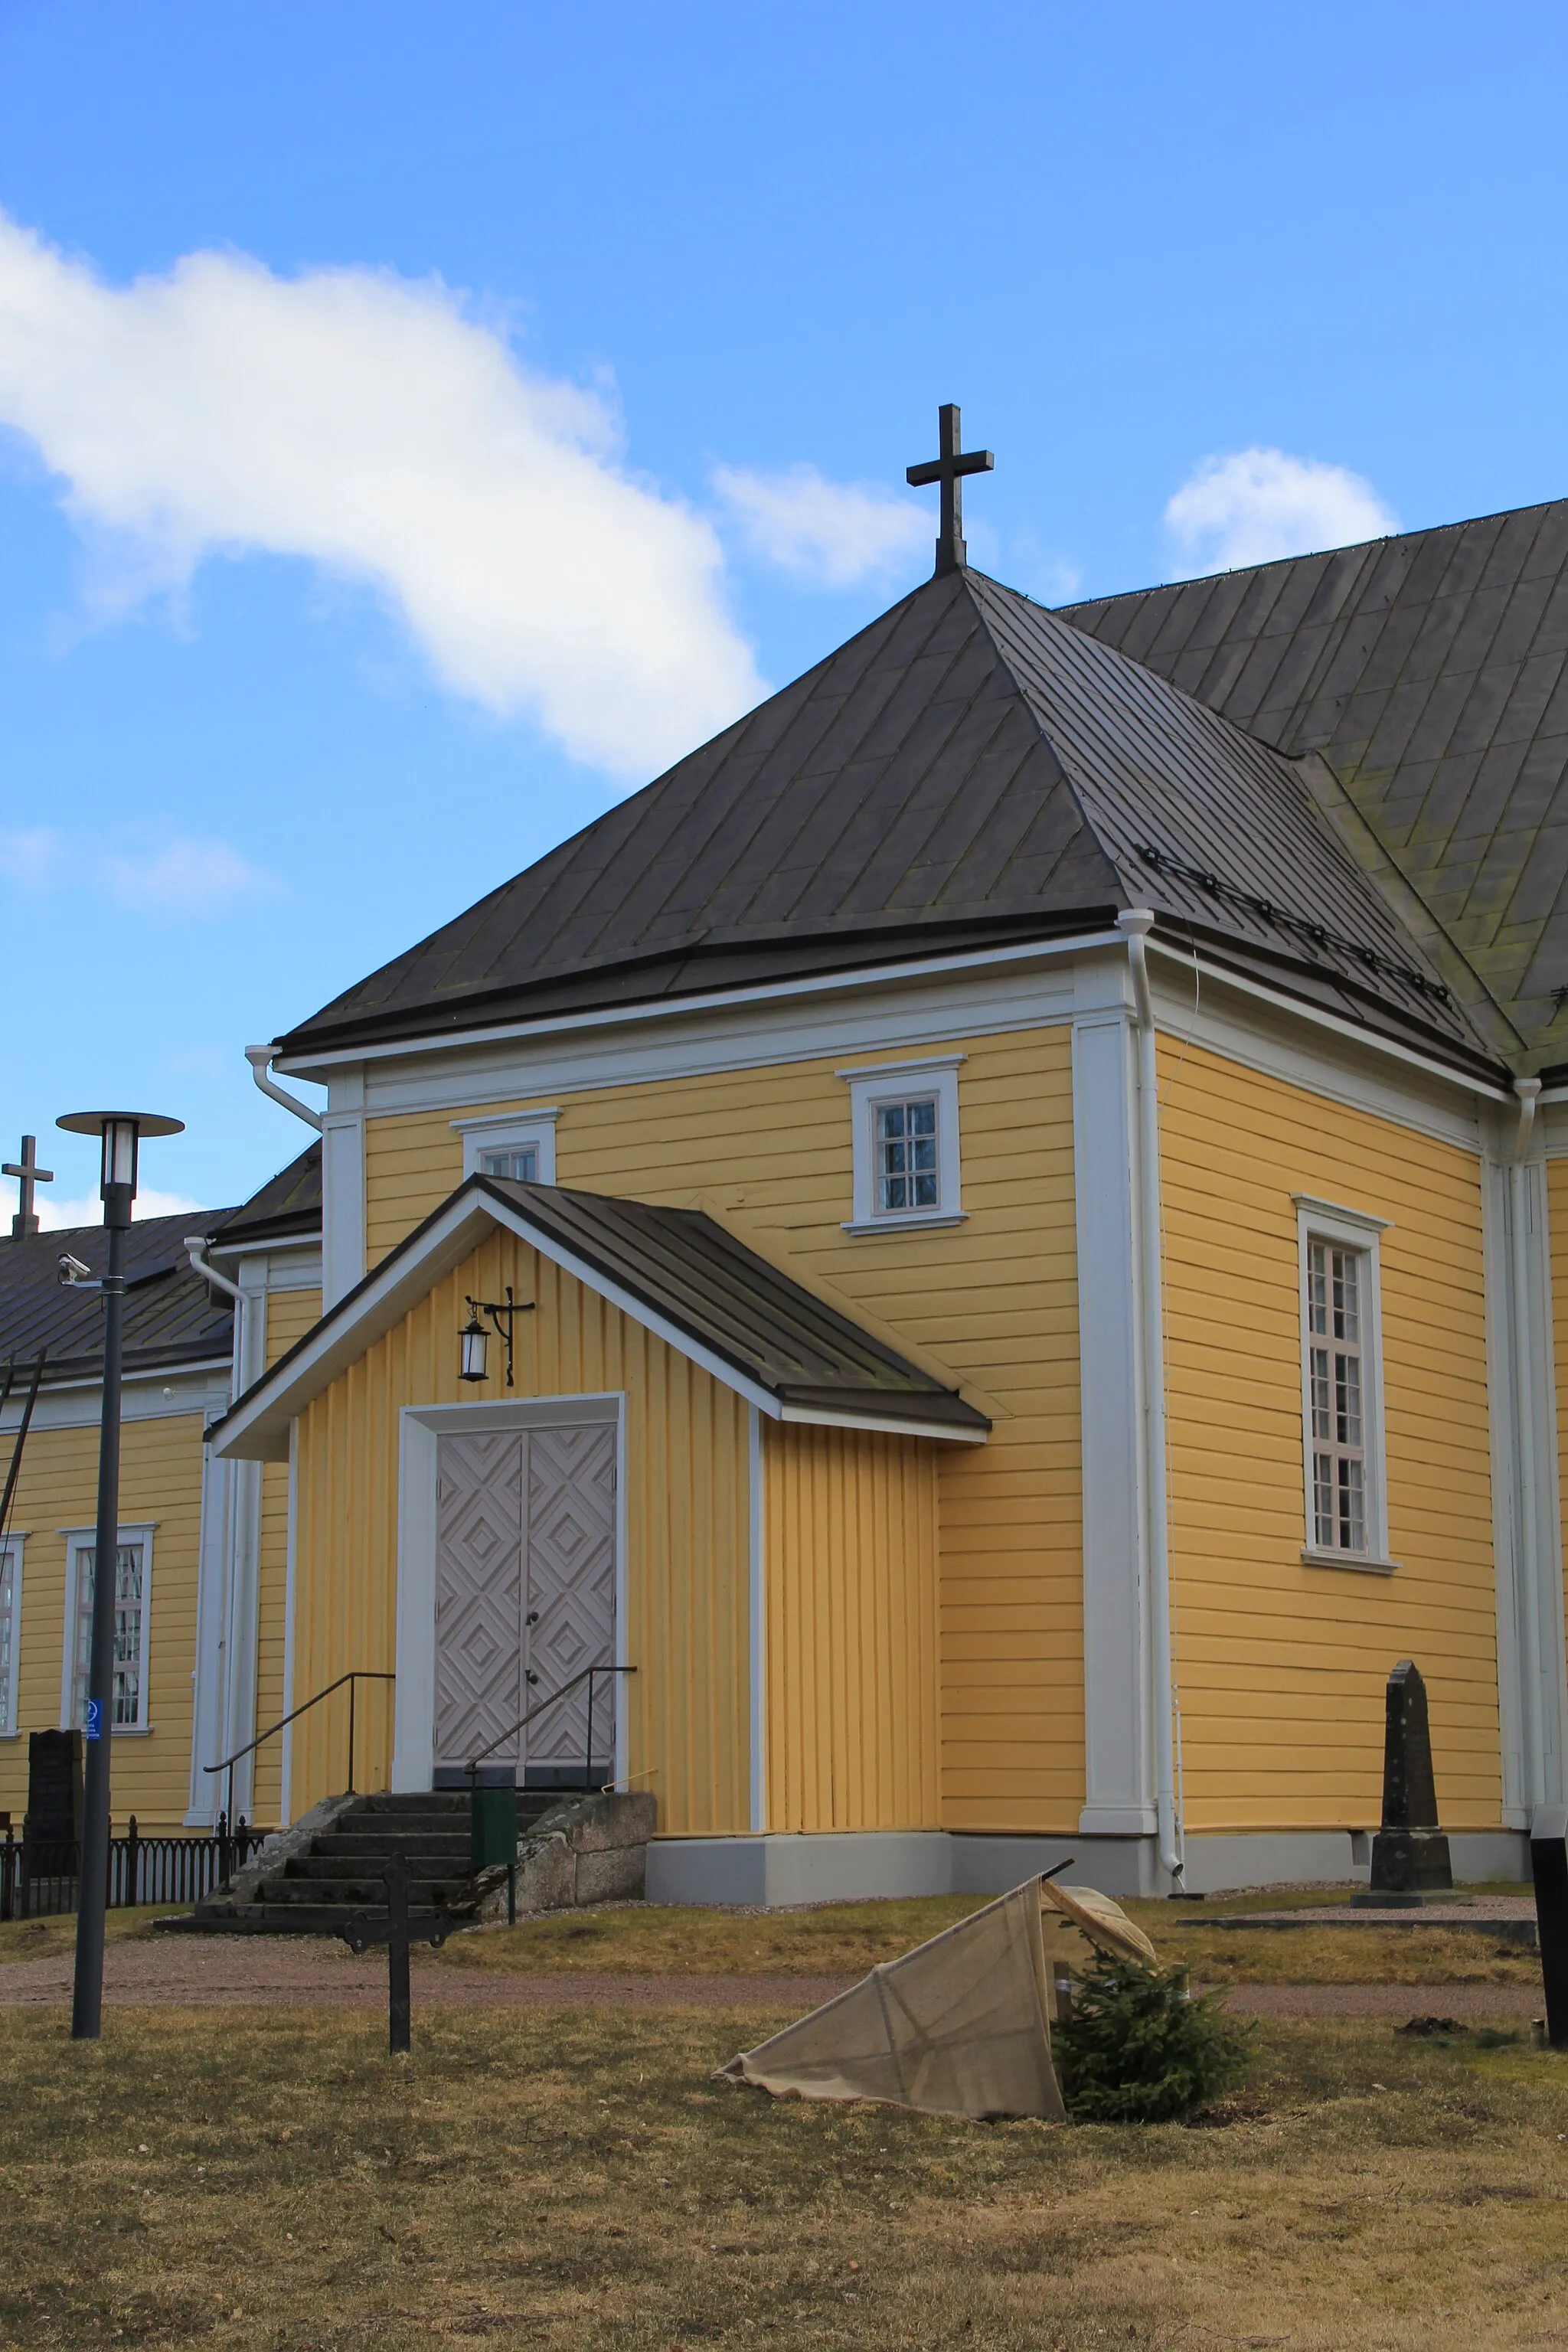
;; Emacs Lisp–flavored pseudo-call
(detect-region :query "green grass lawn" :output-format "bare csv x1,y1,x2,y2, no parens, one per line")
0,2004,1565,2350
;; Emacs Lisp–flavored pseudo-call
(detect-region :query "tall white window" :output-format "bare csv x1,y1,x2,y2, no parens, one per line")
1308,1242,1366,1551
1295,1197,1395,1572
839,1055,966,1234
62,1527,154,1732
0,1535,21,1737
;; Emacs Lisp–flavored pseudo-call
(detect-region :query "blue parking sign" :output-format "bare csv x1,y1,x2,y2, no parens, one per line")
85,1698,102,1742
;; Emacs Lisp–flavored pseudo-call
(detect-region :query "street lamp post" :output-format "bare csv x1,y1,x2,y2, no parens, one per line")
57,1109,184,2042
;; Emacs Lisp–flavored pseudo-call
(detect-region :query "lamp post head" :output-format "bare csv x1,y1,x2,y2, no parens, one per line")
57,1111,184,1230
458,1312,488,1383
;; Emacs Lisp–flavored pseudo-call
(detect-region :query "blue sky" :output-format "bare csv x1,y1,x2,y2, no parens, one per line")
3,1,1567,1223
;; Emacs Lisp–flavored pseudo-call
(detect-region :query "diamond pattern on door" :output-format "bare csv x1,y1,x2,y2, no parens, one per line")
435,1432,524,1766
525,1425,617,1768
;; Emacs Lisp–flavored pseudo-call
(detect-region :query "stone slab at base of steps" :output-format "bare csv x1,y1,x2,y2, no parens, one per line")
158,1788,656,1938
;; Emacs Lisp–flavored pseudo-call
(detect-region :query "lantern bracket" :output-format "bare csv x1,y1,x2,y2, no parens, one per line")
461,1285,534,1387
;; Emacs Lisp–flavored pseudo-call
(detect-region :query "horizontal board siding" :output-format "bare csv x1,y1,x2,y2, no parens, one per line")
0,1413,207,1835
252,1285,320,1828
362,1026,1085,1834
289,1231,750,1836
1159,1037,1499,1831
764,1423,939,1833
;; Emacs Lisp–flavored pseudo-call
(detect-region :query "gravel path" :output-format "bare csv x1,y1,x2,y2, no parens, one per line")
0,1934,1544,2020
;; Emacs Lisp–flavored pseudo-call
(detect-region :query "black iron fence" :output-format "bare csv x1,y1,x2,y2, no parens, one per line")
0,1812,273,1921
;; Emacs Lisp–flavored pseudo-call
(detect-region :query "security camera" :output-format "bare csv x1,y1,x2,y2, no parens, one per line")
57,1253,93,1286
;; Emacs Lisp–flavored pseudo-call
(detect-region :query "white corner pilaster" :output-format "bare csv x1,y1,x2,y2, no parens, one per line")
1484,1113,1568,1821
322,1067,367,1310
1072,957,1155,1835
749,1404,767,1834
186,1399,234,1826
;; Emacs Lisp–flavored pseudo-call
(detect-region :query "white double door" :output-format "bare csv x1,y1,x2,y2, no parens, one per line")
434,1423,616,1782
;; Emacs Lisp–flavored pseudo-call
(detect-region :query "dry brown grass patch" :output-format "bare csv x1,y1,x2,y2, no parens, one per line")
0,2003,1565,2349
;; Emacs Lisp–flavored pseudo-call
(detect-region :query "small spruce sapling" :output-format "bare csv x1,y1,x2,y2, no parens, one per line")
1054,1951,1253,2122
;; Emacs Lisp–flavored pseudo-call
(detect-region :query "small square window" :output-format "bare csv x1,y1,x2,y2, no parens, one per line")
875,1098,939,1213
838,1056,965,1234
480,1145,539,1184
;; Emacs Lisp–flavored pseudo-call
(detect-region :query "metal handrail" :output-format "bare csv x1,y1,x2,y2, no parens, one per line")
465,1664,635,1789
205,1669,396,1826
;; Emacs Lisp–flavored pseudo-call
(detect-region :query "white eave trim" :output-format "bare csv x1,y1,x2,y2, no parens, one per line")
273,932,1126,1077
209,1185,984,1462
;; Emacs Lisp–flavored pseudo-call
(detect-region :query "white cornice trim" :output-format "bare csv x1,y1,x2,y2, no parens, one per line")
275,933,1124,1076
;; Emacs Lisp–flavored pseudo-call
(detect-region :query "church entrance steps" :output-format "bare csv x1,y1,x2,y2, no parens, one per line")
160,1787,567,1939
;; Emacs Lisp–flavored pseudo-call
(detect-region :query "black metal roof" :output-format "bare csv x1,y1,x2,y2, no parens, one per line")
1060,499,1568,1070
481,1178,988,1429
0,1211,234,1389
277,564,1492,1076
211,1173,990,1441
213,1142,322,1251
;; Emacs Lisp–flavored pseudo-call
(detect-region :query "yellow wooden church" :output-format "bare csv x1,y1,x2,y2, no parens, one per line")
12,459,1568,1900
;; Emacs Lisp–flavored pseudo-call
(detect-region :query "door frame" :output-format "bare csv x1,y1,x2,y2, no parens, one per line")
392,1393,627,1793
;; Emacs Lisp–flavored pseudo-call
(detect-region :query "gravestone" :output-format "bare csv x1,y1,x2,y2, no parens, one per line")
1365,1661,1452,1898
25,1729,83,1847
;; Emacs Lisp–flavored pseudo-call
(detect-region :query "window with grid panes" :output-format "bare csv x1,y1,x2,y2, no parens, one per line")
480,1145,538,1183
70,1540,148,1730
1308,1240,1367,1553
875,1097,939,1214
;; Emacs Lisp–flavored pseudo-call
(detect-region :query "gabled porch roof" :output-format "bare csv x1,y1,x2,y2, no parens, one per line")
209,1174,991,1462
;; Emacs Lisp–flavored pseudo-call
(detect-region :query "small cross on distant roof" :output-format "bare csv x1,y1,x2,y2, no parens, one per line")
3,1134,54,1239
906,403,995,577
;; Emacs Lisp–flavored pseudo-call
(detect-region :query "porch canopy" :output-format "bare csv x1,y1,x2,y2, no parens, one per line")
208,1173,991,1462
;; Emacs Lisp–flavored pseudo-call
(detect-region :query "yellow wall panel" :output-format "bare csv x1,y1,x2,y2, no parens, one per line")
288,1230,750,1835
763,1421,939,1832
0,1411,207,1834
362,1026,1085,1833
1159,1038,1499,1832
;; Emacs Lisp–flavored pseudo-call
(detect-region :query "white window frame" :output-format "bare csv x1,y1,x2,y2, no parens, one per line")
452,1108,560,1187
1294,1196,1397,1574
60,1523,156,1734
0,1531,22,1739
838,1055,966,1235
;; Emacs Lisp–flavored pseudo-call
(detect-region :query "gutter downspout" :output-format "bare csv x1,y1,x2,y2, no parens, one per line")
1511,1079,1545,1808
1116,910,1184,1884
245,1046,323,1132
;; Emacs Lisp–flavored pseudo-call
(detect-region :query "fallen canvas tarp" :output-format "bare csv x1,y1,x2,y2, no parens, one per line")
720,1877,1157,2122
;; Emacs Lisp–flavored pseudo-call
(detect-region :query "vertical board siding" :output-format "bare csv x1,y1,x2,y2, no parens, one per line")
252,1284,321,1826
763,1421,939,1831
0,1412,207,1834
361,1028,1084,1833
1159,1038,1499,1831
288,1230,750,1834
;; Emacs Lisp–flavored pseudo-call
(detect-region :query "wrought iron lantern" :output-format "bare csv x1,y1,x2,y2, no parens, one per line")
458,1311,488,1383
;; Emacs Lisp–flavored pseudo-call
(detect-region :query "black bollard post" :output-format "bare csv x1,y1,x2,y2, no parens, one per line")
1530,1805,1568,2049
384,1851,412,2056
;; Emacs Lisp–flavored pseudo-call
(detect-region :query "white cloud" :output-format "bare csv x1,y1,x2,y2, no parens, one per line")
104,837,274,916
1165,448,1398,576
0,824,272,918
713,462,930,587
0,828,62,887
2,1182,203,1233
0,211,764,778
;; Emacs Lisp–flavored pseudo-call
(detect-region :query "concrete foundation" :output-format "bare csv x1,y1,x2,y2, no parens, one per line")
643,1824,1534,1907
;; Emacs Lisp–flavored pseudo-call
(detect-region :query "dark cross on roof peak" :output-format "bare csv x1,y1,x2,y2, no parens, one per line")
906,403,995,577
3,1135,54,1240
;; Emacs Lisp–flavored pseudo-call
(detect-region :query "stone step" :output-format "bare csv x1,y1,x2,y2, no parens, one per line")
187,1902,471,1937
283,1847,470,1876
253,1877,471,1907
